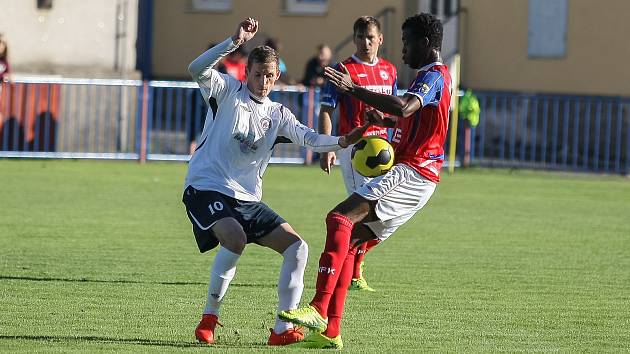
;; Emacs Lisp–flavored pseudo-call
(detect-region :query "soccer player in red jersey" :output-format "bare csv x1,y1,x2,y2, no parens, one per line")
318,16,398,293
279,13,451,348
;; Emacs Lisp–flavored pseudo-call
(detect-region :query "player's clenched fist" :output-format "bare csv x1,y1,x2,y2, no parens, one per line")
231,17,258,45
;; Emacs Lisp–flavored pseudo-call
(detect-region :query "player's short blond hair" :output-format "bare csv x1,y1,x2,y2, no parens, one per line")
247,45,279,71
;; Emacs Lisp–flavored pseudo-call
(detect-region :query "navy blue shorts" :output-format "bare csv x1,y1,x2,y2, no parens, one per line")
182,186,286,253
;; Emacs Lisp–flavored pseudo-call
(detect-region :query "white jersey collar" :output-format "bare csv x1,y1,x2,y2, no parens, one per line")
245,85,268,104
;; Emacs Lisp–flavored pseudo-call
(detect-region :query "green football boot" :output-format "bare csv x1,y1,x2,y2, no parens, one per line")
349,262,375,291
349,277,376,291
289,331,343,349
278,305,328,333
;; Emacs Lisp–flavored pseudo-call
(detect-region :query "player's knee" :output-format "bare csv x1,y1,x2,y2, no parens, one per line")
213,218,247,254
329,194,371,223
283,239,308,264
326,210,354,227
294,239,309,263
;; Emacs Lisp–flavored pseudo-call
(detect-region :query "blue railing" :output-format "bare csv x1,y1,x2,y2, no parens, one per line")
1,79,629,174
467,91,630,174
0,78,321,163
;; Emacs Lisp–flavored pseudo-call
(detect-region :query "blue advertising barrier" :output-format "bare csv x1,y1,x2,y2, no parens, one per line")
467,91,630,174
1,79,629,174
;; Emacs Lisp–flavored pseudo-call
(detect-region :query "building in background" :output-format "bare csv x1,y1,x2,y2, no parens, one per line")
2,0,630,97
458,0,630,97
0,0,139,78
146,0,459,87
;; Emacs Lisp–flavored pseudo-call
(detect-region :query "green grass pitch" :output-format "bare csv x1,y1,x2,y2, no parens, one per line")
1,159,629,352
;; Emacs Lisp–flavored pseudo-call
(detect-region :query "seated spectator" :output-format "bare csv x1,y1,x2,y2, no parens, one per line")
302,44,333,87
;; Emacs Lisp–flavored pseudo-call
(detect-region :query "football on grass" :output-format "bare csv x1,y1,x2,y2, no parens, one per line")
351,136,395,177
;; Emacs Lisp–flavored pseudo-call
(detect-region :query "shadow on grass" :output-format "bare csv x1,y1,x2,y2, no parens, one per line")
0,335,205,348
0,335,269,349
0,275,272,288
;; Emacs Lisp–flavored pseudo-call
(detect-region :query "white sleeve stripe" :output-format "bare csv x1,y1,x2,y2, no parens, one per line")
406,92,425,106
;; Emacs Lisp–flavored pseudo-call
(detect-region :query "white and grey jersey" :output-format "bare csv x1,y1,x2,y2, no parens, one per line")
185,37,342,202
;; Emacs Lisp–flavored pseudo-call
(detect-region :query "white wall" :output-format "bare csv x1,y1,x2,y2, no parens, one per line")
0,0,138,78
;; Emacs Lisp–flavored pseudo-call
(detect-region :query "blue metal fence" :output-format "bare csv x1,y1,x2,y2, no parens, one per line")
1,79,629,175
468,91,630,174
0,78,320,163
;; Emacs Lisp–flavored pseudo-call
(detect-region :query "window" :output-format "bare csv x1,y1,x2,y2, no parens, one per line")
528,0,567,58
443,0,458,17
430,0,439,15
37,0,53,10
285,0,328,15
190,0,232,12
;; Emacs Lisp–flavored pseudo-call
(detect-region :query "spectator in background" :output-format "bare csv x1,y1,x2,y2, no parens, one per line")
265,38,297,85
0,33,10,81
221,46,247,82
302,44,332,87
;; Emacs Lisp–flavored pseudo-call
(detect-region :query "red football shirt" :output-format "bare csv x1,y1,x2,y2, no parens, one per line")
391,62,451,183
320,55,397,138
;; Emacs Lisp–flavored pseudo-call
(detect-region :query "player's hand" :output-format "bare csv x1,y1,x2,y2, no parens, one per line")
324,63,356,94
365,108,397,127
319,151,337,175
365,108,385,125
339,124,370,148
232,18,258,45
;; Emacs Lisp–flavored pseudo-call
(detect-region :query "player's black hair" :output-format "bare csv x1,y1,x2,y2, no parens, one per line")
353,16,381,35
247,45,280,70
402,13,443,50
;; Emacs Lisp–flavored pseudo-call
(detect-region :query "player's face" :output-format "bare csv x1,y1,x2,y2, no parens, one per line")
353,25,383,62
246,61,280,98
402,28,430,69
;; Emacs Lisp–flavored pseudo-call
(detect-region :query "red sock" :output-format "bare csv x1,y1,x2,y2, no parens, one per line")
324,246,357,338
352,239,380,279
311,212,354,316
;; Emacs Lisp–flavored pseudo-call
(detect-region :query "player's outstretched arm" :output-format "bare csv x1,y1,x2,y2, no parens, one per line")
338,124,371,148
281,108,374,152
318,105,336,174
324,64,421,118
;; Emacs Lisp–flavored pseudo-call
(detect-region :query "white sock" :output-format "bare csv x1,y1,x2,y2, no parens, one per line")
274,239,308,333
203,246,240,316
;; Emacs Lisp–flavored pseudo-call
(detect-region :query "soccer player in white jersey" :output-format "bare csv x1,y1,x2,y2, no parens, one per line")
183,18,373,346
319,16,398,293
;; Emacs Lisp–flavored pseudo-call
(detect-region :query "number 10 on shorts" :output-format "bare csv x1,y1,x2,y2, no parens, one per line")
208,201,224,215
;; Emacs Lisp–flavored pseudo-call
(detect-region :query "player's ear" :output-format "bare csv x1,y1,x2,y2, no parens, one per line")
421,36,429,48
274,66,281,80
